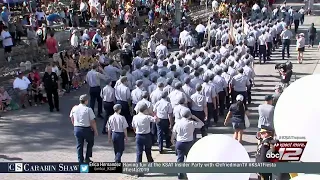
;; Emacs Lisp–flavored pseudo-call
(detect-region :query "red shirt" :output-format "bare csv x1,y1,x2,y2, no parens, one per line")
46,37,58,54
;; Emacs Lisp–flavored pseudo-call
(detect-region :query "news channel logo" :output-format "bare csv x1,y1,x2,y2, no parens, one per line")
8,163,23,172
80,164,89,173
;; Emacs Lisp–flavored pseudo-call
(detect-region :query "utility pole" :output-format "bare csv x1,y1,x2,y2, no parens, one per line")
175,0,182,25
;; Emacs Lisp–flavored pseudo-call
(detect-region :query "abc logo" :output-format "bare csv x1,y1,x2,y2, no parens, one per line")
266,152,280,158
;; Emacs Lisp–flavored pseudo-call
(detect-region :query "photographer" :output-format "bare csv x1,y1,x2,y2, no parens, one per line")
275,62,292,88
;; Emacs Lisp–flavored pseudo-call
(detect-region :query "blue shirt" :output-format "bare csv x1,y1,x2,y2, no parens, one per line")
47,13,60,22
1,11,9,23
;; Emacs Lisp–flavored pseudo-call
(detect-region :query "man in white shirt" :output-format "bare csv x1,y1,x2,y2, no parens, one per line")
70,30,79,48
212,0,219,12
1,26,13,62
179,27,189,47
195,22,206,47
147,35,156,58
80,0,89,22
184,32,195,50
13,72,31,108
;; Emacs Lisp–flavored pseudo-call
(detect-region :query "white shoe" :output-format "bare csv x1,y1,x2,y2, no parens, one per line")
7,56,12,62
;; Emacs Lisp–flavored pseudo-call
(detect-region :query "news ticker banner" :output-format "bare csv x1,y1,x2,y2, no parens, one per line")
1,162,320,173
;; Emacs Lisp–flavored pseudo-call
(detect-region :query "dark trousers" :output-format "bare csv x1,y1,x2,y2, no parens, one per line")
89,86,102,115
111,81,116,88
81,10,89,22
102,102,114,133
282,39,290,59
112,132,125,163
136,134,154,162
266,42,272,59
247,83,252,104
216,40,221,46
248,46,254,57
254,42,259,57
150,122,157,145
294,20,299,33
156,119,171,151
191,110,207,140
74,127,94,163
309,35,315,47
207,102,214,126
45,88,59,110
300,14,304,25
259,45,267,63
218,91,226,116
176,141,193,179
211,37,216,47
116,100,132,128
197,32,204,46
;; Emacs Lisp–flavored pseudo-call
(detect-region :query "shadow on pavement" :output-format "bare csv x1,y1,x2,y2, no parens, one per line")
0,154,23,161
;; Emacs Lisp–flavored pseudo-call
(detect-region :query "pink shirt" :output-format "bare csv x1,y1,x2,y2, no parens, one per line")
46,37,58,54
0,91,11,101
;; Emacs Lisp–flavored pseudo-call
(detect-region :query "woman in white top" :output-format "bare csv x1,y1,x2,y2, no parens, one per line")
296,33,305,64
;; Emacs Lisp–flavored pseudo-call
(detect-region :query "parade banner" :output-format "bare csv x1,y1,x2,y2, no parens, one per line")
1,162,320,174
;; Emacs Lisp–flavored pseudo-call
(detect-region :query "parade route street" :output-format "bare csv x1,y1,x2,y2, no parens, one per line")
1,15,320,180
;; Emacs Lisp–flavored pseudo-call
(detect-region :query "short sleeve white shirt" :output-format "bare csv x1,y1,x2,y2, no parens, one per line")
13,76,31,90
1,30,13,47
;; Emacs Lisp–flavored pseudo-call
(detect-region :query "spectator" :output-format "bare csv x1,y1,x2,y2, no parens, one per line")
46,32,58,58
0,86,12,112
258,95,275,129
13,71,31,109
1,26,13,62
224,94,249,143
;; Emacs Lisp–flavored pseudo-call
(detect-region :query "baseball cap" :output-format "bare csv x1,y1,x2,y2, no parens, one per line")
264,94,274,101
259,125,274,133
79,94,89,101
236,94,244,101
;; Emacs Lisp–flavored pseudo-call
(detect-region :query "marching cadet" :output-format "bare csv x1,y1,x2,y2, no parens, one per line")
135,91,157,145
190,71,204,89
115,76,132,129
201,76,218,126
221,66,231,109
104,59,121,87
132,103,159,166
150,82,165,105
213,68,228,116
163,78,175,95
131,80,144,111
171,108,205,180
208,74,220,125
256,125,276,180
157,71,167,85
153,91,174,153
246,33,256,57
169,82,188,109
190,84,208,139
243,59,256,104
228,61,238,78
132,63,144,81
142,71,152,90
101,79,116,134
107,104,128,163
148,76,158,95
86,63,108,118
182,77,196,106
173,97,192,122
70,94,98,163
229,67,250,106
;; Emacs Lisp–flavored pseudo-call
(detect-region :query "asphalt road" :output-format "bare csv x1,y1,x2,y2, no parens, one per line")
1,12,320,180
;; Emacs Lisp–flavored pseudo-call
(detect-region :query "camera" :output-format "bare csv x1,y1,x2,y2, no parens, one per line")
275,63,287,71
